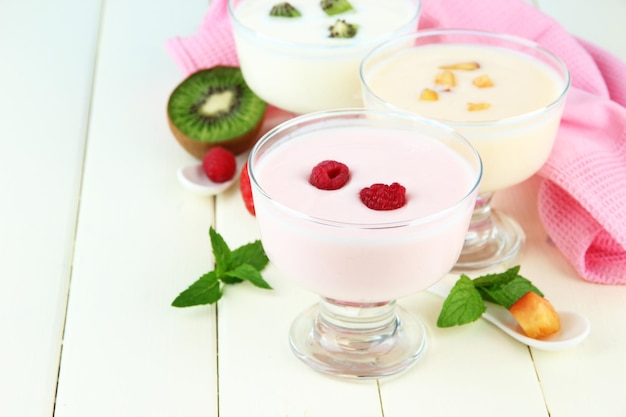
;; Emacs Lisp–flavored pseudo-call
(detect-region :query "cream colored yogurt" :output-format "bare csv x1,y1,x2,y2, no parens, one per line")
362,42,569,193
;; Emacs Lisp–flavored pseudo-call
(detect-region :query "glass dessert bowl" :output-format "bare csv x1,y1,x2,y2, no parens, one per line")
248,108,482,378
228,0,421,114
360,29,570,271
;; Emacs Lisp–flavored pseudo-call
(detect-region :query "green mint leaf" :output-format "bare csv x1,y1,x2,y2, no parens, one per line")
472,266,523,304
231,240,269,272
436,275,486,327
472,265,520,288
172,271,222,307
224,264,273,290
209,227,232,274
479,275,543,309
173,228,272,309
219,275,244,285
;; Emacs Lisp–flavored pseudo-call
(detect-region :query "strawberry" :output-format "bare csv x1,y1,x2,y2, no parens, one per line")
202,146,237,183
240,161,255,216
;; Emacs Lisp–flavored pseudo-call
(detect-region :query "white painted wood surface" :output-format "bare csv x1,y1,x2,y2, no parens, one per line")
0,0,99,416
1,0,625,416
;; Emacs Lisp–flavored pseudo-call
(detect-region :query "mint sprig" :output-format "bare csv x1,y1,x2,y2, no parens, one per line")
172,227,271,307
436,266,542,327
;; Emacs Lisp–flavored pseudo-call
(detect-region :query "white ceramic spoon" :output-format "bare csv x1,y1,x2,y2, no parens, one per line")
427,281,591,351
177,152,248,196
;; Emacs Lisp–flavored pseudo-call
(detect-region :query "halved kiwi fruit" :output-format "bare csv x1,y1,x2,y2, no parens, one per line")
167,66,267,159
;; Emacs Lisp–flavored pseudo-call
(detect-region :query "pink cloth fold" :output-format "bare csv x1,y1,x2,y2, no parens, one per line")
165,0,626,284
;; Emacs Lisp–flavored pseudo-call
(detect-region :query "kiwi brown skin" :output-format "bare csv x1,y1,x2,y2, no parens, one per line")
167,114,264,159
167,66,267,159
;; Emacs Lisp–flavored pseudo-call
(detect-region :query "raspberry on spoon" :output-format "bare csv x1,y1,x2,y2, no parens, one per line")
202,146,237,183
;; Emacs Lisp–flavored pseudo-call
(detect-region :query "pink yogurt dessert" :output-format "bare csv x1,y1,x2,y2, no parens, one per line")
249,110,481,303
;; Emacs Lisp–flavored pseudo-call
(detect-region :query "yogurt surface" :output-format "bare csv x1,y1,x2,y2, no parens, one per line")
256,125,475,224
234,0,418,46
364,44,564,123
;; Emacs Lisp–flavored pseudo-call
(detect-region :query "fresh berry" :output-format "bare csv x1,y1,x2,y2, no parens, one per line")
309,160,350,190
202,146,237,183
359,182,407,210
239,161,255,215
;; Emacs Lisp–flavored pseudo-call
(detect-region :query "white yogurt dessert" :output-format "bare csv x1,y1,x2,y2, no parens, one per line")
361,31,570,193
229,0,420,114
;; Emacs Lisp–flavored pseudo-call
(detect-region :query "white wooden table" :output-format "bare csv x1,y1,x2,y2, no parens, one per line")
1,0,625,416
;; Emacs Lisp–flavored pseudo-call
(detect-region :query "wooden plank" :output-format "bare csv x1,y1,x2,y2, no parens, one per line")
511,2,626,415
53,0,220,415
0,0,100,416
495,179,626,417
380,291,548,416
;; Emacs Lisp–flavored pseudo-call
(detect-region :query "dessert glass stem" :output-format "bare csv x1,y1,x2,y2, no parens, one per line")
453,193,525,272
289,297,426,379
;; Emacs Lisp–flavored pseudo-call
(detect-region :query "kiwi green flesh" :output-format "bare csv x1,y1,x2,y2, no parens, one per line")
329,19,359,38
321,0,354,16
167,67,267,158
270,2,301,17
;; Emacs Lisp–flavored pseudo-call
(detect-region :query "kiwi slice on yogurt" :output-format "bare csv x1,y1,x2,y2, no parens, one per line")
167,66,267,159
328,19,359,38
320,0,354,16
270,2,302,17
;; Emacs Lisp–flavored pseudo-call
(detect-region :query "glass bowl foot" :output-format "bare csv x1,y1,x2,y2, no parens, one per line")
289,298,426,379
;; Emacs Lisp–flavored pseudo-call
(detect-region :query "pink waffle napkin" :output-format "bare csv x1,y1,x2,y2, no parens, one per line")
165,0,626,285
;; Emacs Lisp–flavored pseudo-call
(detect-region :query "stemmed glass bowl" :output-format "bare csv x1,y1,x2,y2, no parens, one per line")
228,0,421,114
248,108,482,378
360,29,570,271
